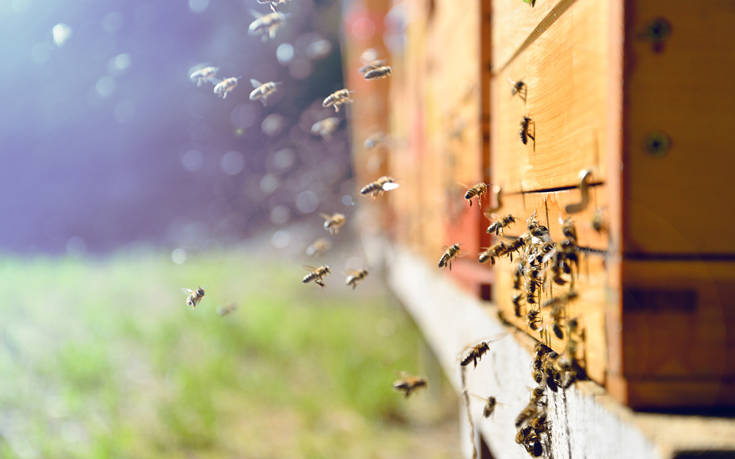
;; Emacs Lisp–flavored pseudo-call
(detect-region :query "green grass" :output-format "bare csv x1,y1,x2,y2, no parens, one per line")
0,249,457,458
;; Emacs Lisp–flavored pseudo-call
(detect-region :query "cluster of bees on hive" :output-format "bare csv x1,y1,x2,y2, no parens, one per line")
182,2,599,456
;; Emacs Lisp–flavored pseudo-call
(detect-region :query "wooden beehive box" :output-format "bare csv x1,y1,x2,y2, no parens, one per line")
347,0,735,409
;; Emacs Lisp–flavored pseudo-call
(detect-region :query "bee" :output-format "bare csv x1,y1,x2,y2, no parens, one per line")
189,66,218,87
249,79,280,105
257,0,289,12
512,293,524,317
345,269,368,290
520,116,535,145
526,275,541,305
302,265,331,287
305,238,331,257
505,237,527,261
486,214,516,236
213,77,240,99
216,303,238,316
482,396,497,418
527,309,542,331
393,373,427,398
478,241,507,264
248,11,286,41
460,341,490,368
530,386,546,406
320,213,346,235
364,132,386,150
322,88,354,112
359,58,387,75
592,208,606,233
364,65,392,80
512,262,525,289
509,79,526,100
182,287,205,308
438,243,461,269
463,182,488,207
561,217,578,242
360,176,399,197
311,117,341,140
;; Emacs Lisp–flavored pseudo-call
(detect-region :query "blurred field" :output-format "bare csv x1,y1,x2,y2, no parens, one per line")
0,249,458,458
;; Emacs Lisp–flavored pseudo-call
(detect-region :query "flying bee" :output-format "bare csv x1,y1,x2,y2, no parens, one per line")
302,265,331,287
527,309,542,331
216,303,238,316
486,214,516,236
364,132,386,150
483,396,497,418
478,241,507,265
364,65,392,80
322,88,354,112
213,77,240,99
189,66,218,87
182,287,205,308
310,117,341,140
520,116,535,145
257,0,289,12
438,243,461,269
505,237,527,261
345,269,368,290
460,341,491,368
393,373,427,398
305,237,331,257
463,182,488,207
320,213,346,235
248,11,286,41
249,79,280,105
359,58,386,75
360,176,399,198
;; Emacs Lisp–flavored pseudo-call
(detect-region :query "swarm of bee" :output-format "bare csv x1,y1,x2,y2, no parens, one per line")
515,382,548,457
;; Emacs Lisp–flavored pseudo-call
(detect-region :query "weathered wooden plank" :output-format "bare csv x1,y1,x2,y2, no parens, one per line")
622,0,735,255
491,0,567,72
491,0,610,192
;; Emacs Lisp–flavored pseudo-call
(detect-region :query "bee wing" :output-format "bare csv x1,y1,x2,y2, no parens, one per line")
319,213,331,220
250,9,264,18
250,78,262,88
381,182,400,191
181,288,194,295
302,264,318,271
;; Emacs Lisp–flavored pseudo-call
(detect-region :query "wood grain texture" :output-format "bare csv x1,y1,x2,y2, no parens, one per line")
491,0,567,72
490,185,610,250
494,246,608,383
491,0,610,192
622,0,735,255
619,260,735,379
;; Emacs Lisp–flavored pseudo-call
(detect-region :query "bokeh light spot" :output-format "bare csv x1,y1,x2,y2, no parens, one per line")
171,248,187,264
181,150,203,172
271,230,291,249
220,151,244,175
189,0,209,13
296,190,319,214
276,43,294,64
52,24,72,47
95,76,116,98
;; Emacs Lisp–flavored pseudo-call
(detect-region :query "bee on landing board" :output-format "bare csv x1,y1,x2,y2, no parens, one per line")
190,66,218,87
393,373,428,398
438,243,461,269
345,269,368,290
322,89,354,112
305,238,331,257
182,287,205,308
463,182,488,207
360,176,399,198
248,11,286,41
249,79,280,105
320,213,346,235
213,77,240,99
302,265,331,287
486,214,516,236
311,117,340,140
520,116,535,145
